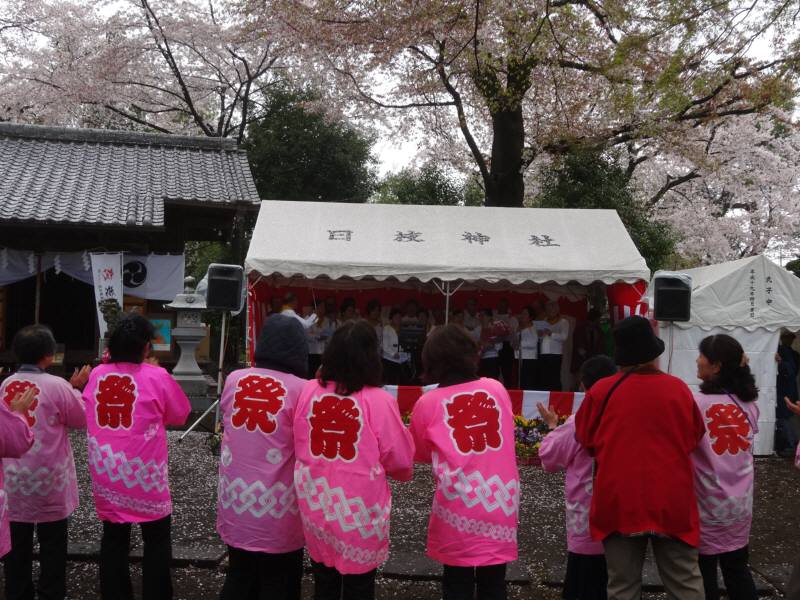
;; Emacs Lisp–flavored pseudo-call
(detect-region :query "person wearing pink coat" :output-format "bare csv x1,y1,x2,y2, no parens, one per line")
1,325,89,600
538,355,618,600
82,314,191,600
1,387,35,560
294,319,414,600
217,314,308,600
410,324,520,600
692,334,760,600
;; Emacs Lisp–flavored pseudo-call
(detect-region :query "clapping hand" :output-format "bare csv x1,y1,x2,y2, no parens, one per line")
785,396,800,417
70,365,91,390
537,402,560,430
9,387,36,415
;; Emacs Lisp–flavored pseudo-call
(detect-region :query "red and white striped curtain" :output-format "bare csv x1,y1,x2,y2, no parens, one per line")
383,385,585,419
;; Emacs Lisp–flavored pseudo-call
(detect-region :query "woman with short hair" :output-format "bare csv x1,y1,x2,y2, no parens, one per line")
293,320,414,600
82,314,191,600
409,324,519,600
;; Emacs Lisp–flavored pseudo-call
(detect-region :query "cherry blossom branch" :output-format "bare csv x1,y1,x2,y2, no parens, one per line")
138,0,214,136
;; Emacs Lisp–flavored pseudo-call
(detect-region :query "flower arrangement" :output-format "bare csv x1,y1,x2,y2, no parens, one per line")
514,414,567,464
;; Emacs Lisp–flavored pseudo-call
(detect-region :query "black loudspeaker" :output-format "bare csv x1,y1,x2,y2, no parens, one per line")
652,273,692,322
206,263,244,311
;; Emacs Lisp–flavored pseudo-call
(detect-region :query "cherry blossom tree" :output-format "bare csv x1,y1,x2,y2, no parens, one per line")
271,0,799,206
0,0,290,141
634,112,800,263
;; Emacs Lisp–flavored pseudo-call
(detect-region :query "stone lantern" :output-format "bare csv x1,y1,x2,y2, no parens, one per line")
165,276,211,396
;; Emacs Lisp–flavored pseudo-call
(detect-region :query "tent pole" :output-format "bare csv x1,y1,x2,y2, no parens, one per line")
444,281,450,325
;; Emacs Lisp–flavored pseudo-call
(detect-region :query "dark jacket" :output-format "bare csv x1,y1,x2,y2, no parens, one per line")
777,344,799,418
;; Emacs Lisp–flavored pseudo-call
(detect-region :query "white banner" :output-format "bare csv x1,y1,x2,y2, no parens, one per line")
91,253,124,338
122,254,185,300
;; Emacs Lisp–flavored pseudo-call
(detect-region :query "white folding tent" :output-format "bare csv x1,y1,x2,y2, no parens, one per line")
245,201,650,389
245,201,649,287
654,255,800,455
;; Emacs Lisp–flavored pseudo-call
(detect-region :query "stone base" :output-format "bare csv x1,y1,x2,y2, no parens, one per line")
174,375,213,397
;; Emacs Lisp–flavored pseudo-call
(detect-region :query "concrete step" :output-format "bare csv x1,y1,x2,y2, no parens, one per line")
37,542,226,568
381,552,530,585
542,557,774,596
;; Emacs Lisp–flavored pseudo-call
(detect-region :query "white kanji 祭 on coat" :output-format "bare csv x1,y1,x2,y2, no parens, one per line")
0,396,34,558
1,370,85,524
409,378,520,566
217,368,306,553
293,380,414,574
83,363,191,522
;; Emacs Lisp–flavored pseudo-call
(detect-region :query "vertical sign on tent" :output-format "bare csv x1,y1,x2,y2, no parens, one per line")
90,253,124,340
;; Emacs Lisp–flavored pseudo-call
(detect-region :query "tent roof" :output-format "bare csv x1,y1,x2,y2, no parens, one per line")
658,255,800,331
245,201,649,286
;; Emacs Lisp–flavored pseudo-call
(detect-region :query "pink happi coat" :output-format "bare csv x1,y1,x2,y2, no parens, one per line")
293,380,414,574
409,378,519,567
796,443,800,471
83,363,191,523
217,368,306,553
0,397,34,558
539,416,603,555
1,371,85,523
692,392,759,555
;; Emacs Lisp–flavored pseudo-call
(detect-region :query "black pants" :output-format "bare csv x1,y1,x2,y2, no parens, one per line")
3,519,68,600
99,515,172,600
698,546,757,600
498,343,515,386
538,354,563,391
479,357,500,380
220,546,303,600
519,359,538,390
382,359,411,386
311,560,376,600
309,354,323,379
563,552,607,600
442,563,507,600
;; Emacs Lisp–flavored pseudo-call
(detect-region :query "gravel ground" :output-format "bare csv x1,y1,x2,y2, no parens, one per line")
0,432,797,599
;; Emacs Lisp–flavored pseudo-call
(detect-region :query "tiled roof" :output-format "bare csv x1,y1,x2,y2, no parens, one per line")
0,123,260,228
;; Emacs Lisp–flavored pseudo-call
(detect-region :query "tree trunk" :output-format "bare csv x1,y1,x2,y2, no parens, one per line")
485,106,525,207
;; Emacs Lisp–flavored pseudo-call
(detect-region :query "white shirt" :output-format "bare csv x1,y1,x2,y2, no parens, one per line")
464,312,480,332
281,308,318,330
382,325,409,364
539,318,569,355
514,327,539,360
474,325,501,359
307,317,335,355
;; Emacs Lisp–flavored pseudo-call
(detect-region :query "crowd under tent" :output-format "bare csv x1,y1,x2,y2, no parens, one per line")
0,123,260,369
653,255,800,455
245,200,651,388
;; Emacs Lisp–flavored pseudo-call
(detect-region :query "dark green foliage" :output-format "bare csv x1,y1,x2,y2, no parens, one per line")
374,163,484,206
535,150,676,272
786,258,800,278
244,88,377,203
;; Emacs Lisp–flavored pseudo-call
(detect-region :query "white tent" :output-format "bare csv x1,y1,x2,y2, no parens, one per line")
245,201,649,286
245,201,650,390
654,255,800,455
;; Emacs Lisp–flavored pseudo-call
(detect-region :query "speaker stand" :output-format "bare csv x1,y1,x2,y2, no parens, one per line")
179,310,228,442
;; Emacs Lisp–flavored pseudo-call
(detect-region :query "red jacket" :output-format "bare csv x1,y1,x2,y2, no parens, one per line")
575,370,705,547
